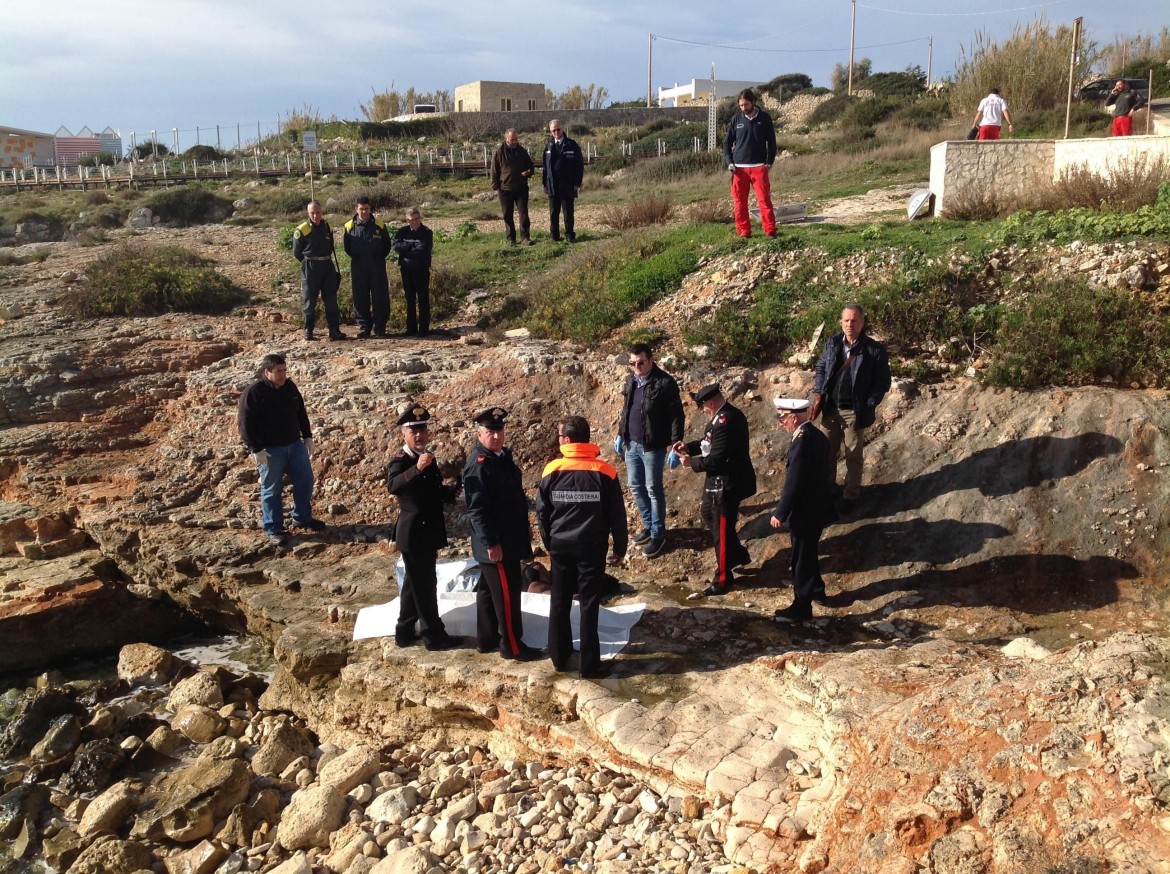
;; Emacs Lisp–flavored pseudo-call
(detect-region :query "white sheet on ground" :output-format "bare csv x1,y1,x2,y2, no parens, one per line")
353,558,645,660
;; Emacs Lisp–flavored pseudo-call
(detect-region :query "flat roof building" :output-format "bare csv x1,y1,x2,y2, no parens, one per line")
454,81,546,113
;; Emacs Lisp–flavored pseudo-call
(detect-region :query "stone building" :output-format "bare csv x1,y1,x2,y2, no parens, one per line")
454,81,545,113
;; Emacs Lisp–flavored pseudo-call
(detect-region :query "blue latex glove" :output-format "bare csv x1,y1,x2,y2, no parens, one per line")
667,449,681,469
613,435,624,455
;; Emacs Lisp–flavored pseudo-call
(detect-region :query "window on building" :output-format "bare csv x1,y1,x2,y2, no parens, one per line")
501,98,512,111
457,100,463,112
527,99,536,111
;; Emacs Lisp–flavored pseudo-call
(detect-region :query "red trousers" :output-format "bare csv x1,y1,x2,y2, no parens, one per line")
731,165,776,237
1112,116,1133,137
977,125,1001,140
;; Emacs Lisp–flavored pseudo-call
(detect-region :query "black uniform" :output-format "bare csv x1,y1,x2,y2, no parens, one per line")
537,442,628,676
343,214,392,336
392,223,433,336
542,135,584,242
292,218,342,338
387,447,459,647
773,421,836,609
685,400,757,589
463,440,533,658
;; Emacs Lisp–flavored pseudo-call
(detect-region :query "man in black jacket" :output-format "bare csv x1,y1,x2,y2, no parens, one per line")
386,405,462,650
811,304,891,513
723,88,777,238
771,398,837,623
673,383,757,596
542,119,584,243
343,195,392,338
292,201,347,341
537,416,628,678
237,353,325,547
462,407,542,661
392,207,434,336
617,343,684,558
491,128,535,245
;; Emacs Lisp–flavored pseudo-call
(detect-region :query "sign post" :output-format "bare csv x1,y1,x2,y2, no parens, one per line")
303,130,318,200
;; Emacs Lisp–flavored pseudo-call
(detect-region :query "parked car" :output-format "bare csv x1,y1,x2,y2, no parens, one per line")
1075,77,1150,103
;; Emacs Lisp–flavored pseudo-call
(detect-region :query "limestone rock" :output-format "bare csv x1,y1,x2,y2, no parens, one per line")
171,704,226,744
277,783,347,850
161,839,227,874
126,207,153,229
30,713,82,761
77,779,139,840
66,835,154,874
366,785,419,825
251,720,315,777
133,757,252,842
369,845,440,874
117,643,181,685
168,671,224,711
1001,638,1052,661
267,852,313,874
317,743,380,794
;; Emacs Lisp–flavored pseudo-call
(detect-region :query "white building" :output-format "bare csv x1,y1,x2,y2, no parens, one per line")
657,78,765,108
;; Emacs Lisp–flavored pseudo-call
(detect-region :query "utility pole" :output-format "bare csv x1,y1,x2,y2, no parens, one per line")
647,33,654,107
927,36,933,88
847,0,857,96
708,64,718,152
1064,16,1082,139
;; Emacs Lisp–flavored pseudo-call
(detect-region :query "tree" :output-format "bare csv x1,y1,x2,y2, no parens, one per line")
830,58,872,93
361,87,402,121
760,73,814,100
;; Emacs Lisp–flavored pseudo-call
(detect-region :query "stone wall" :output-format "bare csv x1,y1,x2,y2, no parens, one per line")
454,81,547,113
931,134,1170,216
452,106,709,135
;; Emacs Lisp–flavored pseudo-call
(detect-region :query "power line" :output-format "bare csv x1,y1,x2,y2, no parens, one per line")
856,0,1071,16
653,33,929,53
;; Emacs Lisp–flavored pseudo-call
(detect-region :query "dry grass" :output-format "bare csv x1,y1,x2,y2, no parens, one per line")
1049,154,1170,211
599,193,674,229
941,188,1004,221
684,199,732,224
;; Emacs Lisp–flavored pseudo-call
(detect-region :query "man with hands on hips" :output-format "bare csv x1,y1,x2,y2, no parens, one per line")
237,353,326,547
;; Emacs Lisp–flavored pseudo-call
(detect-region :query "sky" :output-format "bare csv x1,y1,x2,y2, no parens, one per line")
1,0,1165,152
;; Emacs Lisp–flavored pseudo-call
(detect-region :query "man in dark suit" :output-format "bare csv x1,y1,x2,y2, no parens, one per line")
542,119,584,243
771,398,837,623
386,405,462,650
462,407,542,661
673,383,756,596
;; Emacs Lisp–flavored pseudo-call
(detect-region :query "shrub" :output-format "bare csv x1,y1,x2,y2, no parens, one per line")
78,152,119,168
684,286,793,366
183,144,227,162
760,73,814,100
863,68,927,98
684,199,732,225
991,181,1170,245
64,246,248,316
453,220,479,239
984,279,1170,388
133,142,170,159
599,193,673,230
807,94,857,127
1049,154,1170,212
260,190,312,218
84,190,111,206
622,151,723,185
941,189,1005,221
890,98,950,131
842,97,904,129
147,187,232,226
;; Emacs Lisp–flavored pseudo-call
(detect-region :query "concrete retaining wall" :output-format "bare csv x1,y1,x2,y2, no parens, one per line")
930,134,1170,216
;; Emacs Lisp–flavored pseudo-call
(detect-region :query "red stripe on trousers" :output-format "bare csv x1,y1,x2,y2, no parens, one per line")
497,562,522,654
717,512,728,586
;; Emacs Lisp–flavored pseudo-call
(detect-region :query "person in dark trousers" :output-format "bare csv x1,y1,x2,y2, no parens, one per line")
810,304,891,514
537,416,628,679
292,201,347,341
1106,80,1141,137
463,407,542,662
343,195,392,338
771,398,837,623
386,405,463,650
542,119,584,243
723,88,777,238
237,353,326,547
491,128,535,245
616,343,685,558
673,383,757,596
392,207,434,336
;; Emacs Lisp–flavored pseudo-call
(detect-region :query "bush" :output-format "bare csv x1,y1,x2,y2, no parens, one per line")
842,96,904,128
622,151,724,185
807,94,857,127
684,199,732,224
863,69,927,98
64,246,248,316
1048,154,1170,212
183,144,227,162
133,142,170,159
684,285,793,366
984,279,1170,388
599,193,673,229
991,181,1170,245
259,189,312,218
77,152,119,168
889,98,950,131
760,73,814,100
941,189,1005,221
147,187,232,226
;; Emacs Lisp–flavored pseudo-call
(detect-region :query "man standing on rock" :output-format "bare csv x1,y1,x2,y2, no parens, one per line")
542,119,584,243
491,128,535,246
392,207,434,337
617,343,685,558
386,405,463,651
771,398,836,623
673,384,756,596
811,304,891,515
537,416,628,679
343,195,392,338
723,88,777,238
237,353,326,547
463,408,542,661
292,201,347,341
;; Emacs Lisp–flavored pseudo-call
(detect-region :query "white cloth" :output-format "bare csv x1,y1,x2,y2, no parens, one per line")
353,559,645,660
977,94,1009,127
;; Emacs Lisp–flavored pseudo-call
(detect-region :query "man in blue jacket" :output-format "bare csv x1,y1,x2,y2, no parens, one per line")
771,398,837,623
723,88,777,238
542,119,584,243
810,304,891,513
537,416,628,679
392,207,433,337
343,195,392,338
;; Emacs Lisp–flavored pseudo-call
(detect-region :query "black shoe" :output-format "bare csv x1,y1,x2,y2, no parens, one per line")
477,639,500,654
774,602,813,623
304,331,315,341
395,635,420,647
732,548,751,569
642,538,666,558
522,238,534,246
632,529,652,545
374,330,388,338
702,583,731,597
581,665,613,680
357,330,372,339
811,588,828,605
328,331,348,341
503,645,543,662
550,236,562,243
506,238,517,246
424,635,463,651
293,518,327,531
566,234,576,243
837,498,856,515
266,531,286,547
